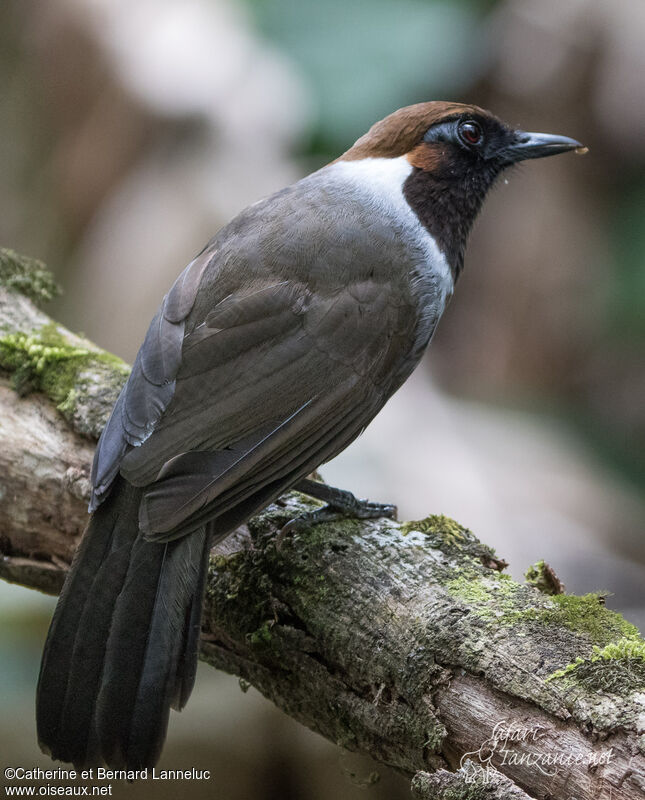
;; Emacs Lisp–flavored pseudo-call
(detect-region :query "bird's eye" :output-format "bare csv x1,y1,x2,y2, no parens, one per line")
458,120,483,147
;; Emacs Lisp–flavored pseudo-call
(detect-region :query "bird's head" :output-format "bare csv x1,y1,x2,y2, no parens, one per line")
339,101,583,275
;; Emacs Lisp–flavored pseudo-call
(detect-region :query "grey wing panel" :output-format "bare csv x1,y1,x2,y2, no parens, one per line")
89,251,212,508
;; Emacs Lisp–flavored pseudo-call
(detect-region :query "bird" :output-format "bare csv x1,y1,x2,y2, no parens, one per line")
36,101,582,771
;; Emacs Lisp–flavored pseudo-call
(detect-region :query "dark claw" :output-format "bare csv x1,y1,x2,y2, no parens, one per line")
276,480,398,549
276,506,341,549
352,501,397,521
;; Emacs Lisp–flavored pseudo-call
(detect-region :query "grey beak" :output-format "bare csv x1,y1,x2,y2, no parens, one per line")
504,131,584,163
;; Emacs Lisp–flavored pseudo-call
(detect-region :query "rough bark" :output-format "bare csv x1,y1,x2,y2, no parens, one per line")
1,250,644,800
412,762,534,799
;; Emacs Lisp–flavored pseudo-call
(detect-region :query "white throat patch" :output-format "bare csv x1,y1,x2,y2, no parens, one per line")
324,155,455,353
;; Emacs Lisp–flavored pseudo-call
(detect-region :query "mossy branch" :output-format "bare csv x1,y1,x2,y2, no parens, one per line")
1,251,644,800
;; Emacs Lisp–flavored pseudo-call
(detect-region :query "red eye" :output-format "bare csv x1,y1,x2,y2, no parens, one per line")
458,120,483,146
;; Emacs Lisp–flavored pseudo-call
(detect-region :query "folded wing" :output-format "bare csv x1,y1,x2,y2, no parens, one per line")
91,212,418,541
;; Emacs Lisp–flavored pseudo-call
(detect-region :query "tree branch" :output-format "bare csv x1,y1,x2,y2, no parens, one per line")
412,763,534,799
1,250,644,800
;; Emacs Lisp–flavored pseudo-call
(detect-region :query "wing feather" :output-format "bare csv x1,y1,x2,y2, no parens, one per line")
91,192,421,532
138,398,315,535
141,375,378,541
90,250,214,508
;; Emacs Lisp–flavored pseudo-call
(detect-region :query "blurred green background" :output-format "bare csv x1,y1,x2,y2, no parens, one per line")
1,0,644,797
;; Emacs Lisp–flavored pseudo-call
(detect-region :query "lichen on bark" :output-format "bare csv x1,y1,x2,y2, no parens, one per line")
412,762,533,799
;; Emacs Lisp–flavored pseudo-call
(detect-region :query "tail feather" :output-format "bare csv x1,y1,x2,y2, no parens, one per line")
173,526,212,711
96,529,208,769
36,482,134,760
57,533,135,766
36,478,209,770
129,528,208,766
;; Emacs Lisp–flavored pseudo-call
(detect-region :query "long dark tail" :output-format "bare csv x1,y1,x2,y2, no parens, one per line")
36,477,210,769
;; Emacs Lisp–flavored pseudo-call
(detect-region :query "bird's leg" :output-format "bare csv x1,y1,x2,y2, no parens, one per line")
295,478,398,519
279,478,397,539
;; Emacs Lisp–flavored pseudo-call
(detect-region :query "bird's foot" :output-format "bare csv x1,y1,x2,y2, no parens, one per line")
276,478,397,547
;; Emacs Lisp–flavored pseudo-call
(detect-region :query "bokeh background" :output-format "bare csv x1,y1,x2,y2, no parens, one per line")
1,0,644,797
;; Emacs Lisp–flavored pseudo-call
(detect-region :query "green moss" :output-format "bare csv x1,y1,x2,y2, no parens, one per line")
445,571,522,621
546,657,586,682
543,606,645,694
593,638,645,661
402,515,504,569
0,324,129,420
1,326,88,400
446,574,644,681
548,637,645,678
402,514,466,543
516,593,640,646
547,637,645,693
0,248,60,305
575,659,645,694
